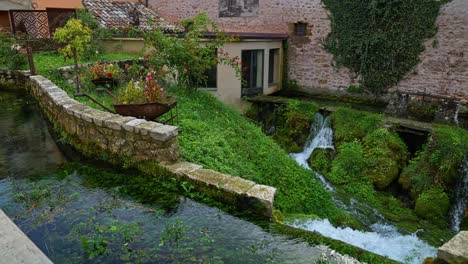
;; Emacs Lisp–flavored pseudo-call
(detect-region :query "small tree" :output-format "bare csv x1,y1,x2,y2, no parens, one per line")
53,18,92,95
144,13,241,91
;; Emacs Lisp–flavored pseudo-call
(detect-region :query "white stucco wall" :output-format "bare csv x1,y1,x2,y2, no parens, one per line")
205,39,283,108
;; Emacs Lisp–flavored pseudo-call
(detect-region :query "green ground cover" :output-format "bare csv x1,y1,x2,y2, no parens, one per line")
27,52,467,246
32,52,346,222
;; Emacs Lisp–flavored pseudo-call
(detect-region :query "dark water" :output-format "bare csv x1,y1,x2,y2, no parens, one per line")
0,91,325,263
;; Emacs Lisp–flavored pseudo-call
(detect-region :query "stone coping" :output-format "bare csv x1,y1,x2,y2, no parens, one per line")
0,210,52,264
29,75,179,142
162,161,276,217
1,67,277,218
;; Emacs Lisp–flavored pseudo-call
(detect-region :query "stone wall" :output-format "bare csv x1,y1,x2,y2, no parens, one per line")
149,0,356,94
393,0,468,101
28,75,180,163
0,70,30,89
150,0,468,101
0,68,277,218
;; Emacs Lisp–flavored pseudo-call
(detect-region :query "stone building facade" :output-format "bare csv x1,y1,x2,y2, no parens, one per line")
149,0,468,101
149,0,356,96
393,0,468,101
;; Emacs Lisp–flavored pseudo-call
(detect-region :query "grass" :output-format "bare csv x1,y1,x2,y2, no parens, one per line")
171,89,340,217
31,52,342,220
33,52,139,74
25,51,461,246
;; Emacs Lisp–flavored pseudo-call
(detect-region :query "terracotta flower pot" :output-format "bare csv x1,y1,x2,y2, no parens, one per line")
113,96,177,120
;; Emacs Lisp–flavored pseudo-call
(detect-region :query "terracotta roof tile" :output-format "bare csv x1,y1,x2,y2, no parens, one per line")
83,0,180,32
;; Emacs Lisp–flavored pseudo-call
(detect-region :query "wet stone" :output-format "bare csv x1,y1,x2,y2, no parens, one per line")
438,231,468,264
161,161,203,176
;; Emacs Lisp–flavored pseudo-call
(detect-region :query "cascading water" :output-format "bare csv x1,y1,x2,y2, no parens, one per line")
289,113,437,264
449,157,468,232
290,114,335,191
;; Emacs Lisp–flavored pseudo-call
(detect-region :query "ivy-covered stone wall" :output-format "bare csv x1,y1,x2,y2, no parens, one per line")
149,0,467,101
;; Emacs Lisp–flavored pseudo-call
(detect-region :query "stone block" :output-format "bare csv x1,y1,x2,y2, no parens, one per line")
161,161,203,176
186,169,230,188
104,116,135,131
135,121,161,135
122,118,146,132
246,184,276,205
438,231,468,264
91,111,115,126
149,125,178,141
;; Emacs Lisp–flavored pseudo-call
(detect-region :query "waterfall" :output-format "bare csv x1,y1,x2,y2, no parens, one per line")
288,112,437,264
450,157,468,232
289,113,335,191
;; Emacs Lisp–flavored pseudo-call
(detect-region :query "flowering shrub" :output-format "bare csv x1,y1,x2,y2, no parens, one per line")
144,13,240,91
117,70,166,104
124,62,146,81
88,61,123,79
0,34,27,70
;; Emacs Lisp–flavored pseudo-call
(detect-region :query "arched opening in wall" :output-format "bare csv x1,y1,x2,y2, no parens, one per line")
395,126,429,158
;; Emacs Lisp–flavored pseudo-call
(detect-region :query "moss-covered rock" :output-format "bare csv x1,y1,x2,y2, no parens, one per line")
331,108,382,147
308,148,334,176
328,142,366,185
363,128,409,190
415,188,450,222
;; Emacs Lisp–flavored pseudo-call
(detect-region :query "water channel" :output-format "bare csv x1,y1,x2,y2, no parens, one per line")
0,90,341,263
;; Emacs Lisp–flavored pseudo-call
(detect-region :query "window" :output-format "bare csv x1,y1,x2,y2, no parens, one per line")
295,22,307,36
204,64,217,88
242,49,264,97
268,49,280,85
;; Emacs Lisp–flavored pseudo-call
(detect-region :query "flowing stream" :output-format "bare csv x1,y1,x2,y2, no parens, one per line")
449,157,468,232
289,113,437,264
0,91,353,263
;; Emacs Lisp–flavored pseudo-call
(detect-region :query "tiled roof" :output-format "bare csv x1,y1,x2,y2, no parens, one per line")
83,0,180,32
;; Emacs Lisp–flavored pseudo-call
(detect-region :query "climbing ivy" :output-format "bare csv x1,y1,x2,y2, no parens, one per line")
322,0,446,95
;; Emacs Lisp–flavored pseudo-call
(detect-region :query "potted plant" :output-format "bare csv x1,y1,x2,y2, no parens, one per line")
88,61,123,87
114,70,177,120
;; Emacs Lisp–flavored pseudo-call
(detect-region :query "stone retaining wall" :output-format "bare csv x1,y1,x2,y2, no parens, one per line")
0,69,30,89
0,68,277,218
29,75,180,163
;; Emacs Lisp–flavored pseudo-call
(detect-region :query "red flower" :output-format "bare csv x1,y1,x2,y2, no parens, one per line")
107,73,113,78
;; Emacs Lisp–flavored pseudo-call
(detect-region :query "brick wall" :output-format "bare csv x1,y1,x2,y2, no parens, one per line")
149,0,467,100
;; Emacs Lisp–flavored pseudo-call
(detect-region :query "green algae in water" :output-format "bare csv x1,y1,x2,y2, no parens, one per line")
0,90,332,263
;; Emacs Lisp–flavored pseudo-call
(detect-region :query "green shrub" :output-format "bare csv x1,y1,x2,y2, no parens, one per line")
331,108,382,146
328,142,366,185
0,34,27,70
429,126,468,186
363,128,408,190
400,126,468,194
415,188,450,222
400,145,433,194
